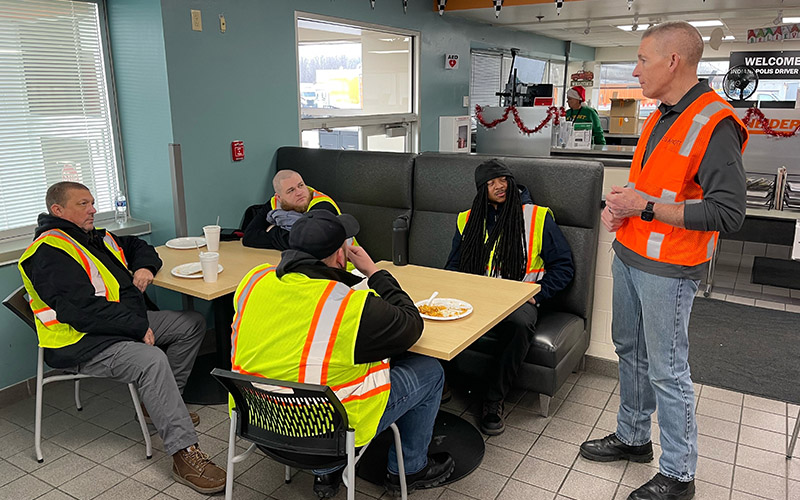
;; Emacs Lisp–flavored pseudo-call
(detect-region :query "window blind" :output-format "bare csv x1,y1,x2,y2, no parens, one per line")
0,0,119,234
470,51,504,112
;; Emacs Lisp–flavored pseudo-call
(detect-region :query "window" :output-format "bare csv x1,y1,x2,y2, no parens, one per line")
469,50,548,124
0,0,122,237
296,14,418,153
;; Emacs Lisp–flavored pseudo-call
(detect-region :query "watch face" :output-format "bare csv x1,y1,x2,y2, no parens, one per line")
641,211,654,222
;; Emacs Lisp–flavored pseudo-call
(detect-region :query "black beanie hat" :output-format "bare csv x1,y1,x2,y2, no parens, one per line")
474,159,513,189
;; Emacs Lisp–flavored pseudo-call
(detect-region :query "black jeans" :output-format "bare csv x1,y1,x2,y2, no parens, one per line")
484,302,538,402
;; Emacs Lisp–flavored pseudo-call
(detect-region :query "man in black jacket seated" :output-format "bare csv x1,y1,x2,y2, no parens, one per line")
242,169,343,249
445,159,574,436
18,182,226,494
230,211,454,497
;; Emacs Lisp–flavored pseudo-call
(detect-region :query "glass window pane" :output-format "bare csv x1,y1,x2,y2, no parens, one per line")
298,18,412,119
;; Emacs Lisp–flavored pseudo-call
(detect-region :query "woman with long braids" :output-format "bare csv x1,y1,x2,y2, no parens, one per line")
445,159,574,435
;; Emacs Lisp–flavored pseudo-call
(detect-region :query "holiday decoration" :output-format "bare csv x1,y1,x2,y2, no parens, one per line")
475,104,566,134
438,0,446,16
555,0,563,15
494,0,503,18
370,0,375,9
403,0,408,13
742,107,800,138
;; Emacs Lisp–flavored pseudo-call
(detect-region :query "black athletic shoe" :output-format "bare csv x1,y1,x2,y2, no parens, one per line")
385,452,455,495
580,433,654,463
480,399,505,436
313,468,343,498
628,473,695,500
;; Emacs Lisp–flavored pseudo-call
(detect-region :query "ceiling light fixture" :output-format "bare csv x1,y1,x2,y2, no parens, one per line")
584,20,591,35
494,0,503,19
616,24,650,32
688,20,723,27
774,10,784,25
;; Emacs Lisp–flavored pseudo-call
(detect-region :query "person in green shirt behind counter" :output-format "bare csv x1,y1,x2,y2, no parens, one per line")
565,86,606,145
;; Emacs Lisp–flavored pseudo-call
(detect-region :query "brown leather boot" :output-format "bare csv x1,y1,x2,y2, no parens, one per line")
141,405,200,427
172,445,226,494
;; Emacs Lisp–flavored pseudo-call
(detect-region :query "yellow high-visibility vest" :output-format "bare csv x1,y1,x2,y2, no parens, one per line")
457,204,551,282
230,264,390,446
18,230,126,348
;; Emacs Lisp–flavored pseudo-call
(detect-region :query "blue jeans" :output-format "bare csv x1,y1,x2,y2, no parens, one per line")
315,353,444,476
611,255,699,482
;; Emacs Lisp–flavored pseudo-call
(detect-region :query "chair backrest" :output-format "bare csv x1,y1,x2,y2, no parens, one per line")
3,285,35,331
211,368,349,458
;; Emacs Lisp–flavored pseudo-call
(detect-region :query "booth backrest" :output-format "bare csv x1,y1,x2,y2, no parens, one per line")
276,147,414,261
409,152,603,320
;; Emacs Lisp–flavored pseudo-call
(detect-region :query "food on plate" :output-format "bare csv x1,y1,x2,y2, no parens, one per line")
417,303,469,318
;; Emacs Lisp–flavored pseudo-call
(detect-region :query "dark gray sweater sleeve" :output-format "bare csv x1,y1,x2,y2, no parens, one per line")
683,117,747,233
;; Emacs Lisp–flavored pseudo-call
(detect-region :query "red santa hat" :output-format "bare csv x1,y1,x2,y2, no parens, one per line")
567,86,585,102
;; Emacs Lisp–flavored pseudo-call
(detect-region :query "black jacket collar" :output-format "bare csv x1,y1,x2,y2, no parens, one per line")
276,249,363,287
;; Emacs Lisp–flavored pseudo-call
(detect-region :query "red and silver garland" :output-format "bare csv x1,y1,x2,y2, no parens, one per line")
741,107,800,138
475,104,566,134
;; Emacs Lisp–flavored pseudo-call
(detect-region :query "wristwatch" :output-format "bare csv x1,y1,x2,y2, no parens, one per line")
641,201,655,222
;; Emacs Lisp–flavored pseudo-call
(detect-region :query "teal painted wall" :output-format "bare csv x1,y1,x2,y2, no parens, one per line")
0,0,592,391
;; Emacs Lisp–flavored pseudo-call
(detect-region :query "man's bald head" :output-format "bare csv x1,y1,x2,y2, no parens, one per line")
272,169,301,193
641,21,704,67
272,169,311,213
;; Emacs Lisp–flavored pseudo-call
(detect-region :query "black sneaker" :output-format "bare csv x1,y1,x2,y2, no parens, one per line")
480,400,505,436
385,452,455,495
313,468,343,498
580,433,653,463
628,473,695,500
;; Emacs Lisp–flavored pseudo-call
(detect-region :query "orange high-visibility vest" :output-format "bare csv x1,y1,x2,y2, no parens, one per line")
615,92,748,266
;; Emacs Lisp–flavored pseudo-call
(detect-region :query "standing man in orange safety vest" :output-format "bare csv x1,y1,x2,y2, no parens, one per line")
579,22,748,500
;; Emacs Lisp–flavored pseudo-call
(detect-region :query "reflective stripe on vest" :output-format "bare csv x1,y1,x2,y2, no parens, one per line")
457,204,550,282
229,264,388,446
615,92,749,266
18,229,124,349
103,233,127,267
270,186,342,214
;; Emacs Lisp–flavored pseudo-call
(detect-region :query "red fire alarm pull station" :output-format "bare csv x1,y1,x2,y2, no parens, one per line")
231,140,244,161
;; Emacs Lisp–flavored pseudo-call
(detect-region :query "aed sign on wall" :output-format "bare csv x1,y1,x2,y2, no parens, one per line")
730,50,800,79
445,54,459,70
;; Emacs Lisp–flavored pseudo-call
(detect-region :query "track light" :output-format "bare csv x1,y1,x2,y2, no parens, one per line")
584,20,591,35
632,14,639,32
494,0,503,19
774,10,783,26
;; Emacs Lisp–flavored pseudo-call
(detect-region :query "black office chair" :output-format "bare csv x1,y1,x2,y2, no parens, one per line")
3,285,152,462
211,368,407,500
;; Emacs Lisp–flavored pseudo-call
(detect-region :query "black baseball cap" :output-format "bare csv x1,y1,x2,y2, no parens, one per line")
289,211,360,260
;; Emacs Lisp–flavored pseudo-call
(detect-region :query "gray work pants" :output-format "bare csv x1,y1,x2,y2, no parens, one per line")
77,310,205,456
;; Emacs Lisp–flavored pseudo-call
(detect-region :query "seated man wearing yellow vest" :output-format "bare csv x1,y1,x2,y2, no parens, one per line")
18,182,226,495
445,159,574,436
242,169,344,250
231,211,454,497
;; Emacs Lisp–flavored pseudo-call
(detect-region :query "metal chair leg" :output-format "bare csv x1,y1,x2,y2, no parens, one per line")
788,409,800,459
34,348,44,463
389,423,408,500
74,379,82,411
225,411,238,500
284,465,292,483
346,430,356,500
128,384,152,459
539,394,551,418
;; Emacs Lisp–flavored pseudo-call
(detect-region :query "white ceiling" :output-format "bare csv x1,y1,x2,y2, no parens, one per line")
446,0,800,48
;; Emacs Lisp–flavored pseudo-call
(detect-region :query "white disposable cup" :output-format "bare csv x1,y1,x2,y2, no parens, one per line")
199,252,220,283
203,225,221,252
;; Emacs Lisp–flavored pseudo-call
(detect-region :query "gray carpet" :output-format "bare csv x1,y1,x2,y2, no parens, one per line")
688,298,800,404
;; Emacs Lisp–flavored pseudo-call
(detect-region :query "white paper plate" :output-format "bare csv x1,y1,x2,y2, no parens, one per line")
171,262,224,279
415,298,473,321
165,237,207,250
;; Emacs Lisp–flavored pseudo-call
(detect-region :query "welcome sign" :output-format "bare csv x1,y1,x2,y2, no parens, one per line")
729,50,800,79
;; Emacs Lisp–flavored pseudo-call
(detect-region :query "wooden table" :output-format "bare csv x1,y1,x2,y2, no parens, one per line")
376,262,540,361
153,241,281,403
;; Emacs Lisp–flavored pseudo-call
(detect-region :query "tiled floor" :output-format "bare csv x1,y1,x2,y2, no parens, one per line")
1,374,798,500
705,240,800,312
